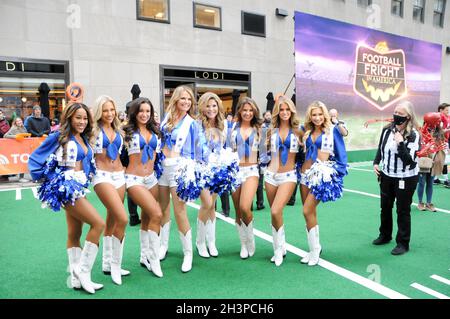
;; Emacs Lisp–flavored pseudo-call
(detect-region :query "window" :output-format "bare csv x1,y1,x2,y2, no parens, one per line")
413,0,426,23
357,0,372,7
193,3,222,30
392,0,404,17
433,0,446,27
241,11,266,37
137,0,170,23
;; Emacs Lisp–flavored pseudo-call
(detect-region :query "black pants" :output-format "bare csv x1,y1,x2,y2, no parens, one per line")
127,194,139,218
256,171,264,208
378,172,418,249
219,192,230,214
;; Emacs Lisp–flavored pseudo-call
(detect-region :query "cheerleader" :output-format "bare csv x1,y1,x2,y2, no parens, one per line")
122,97,164,278
159,85,209,272
229,97,265,259
28,102,105,294
263,96,302,266
196,92,235,258
299,101,347,266
91,95,130,285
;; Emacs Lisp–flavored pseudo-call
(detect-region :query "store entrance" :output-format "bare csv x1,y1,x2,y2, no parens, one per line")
162,80,248,116
160,66,251,117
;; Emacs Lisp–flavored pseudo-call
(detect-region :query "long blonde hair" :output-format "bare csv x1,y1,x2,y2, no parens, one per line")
303,101,332,143
198,92,225,141
164,86,197,132
91,95,123,140
267,96,300,149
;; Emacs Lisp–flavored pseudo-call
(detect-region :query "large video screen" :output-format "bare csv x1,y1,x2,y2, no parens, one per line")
295,11,442,151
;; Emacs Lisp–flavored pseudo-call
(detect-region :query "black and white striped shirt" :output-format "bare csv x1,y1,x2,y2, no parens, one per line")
374,125,420,178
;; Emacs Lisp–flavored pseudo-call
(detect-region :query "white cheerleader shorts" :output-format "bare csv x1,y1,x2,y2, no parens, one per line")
125,172,158,190
264,169,297,187
92,170,125,189
158,157,181,188
237,164,259,186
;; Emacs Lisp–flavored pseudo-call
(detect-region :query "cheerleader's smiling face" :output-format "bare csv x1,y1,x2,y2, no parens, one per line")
240,103,254,123
311,107,324,127
71,108,89,134
279,103,291,122
137,103,151,126
205,98,218,120
101,101,116,125
176,91,192,114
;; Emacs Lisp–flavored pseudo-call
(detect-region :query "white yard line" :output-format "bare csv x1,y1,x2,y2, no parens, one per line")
187,202,410,299
430,274,450,286
410,283,449,299
31,187,38,199
343,188,450,214
15,188,21,200
348,167,373,172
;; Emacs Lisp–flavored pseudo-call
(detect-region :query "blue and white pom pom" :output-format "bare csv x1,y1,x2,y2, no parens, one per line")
205,148,240,196
154,152,165,179
37,155,89,211
174,157,208,202
303,160,343,202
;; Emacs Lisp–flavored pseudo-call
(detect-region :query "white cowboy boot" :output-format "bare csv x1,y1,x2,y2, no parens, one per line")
147,230,163,278
159,221,171,260
102,236,112,274
300,227,311,264
73,241,102,294
103,235,131,277
140,229,150,268
110,235,127,285
308,225,322,266
206,219,219,257
271,225,284,266
271,225,287,263
67,247,81,290
196,219,210,258
236,222,248,259
179,230,193,273
244,220,256,257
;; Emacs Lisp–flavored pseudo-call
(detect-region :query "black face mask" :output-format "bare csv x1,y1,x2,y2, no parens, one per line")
264,118,271,124
393,114,408,126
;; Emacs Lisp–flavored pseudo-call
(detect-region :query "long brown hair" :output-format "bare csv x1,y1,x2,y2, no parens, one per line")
235,97,263,130
123,97,161,144
58,103,94,158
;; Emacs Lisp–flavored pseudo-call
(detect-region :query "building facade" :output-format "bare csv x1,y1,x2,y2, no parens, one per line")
0,0,448,120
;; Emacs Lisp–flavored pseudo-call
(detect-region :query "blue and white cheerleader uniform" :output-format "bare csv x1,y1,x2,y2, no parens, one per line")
28,132,96,211
262,128,301,187
92,128,125,189
159,114,210,201
229,123,266,186
300,125,348,202
124,130,161,190
202,120,239,196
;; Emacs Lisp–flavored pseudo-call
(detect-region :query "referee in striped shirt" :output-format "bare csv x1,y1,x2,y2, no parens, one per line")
372,101,421,255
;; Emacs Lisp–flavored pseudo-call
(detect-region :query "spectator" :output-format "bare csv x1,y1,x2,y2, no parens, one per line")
4,117,29,182
50,118,60,132
0,110,11,138
416,121,446,212
25,105,50,137
226,113,233,122
433,103,450,188
118,111,127,125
